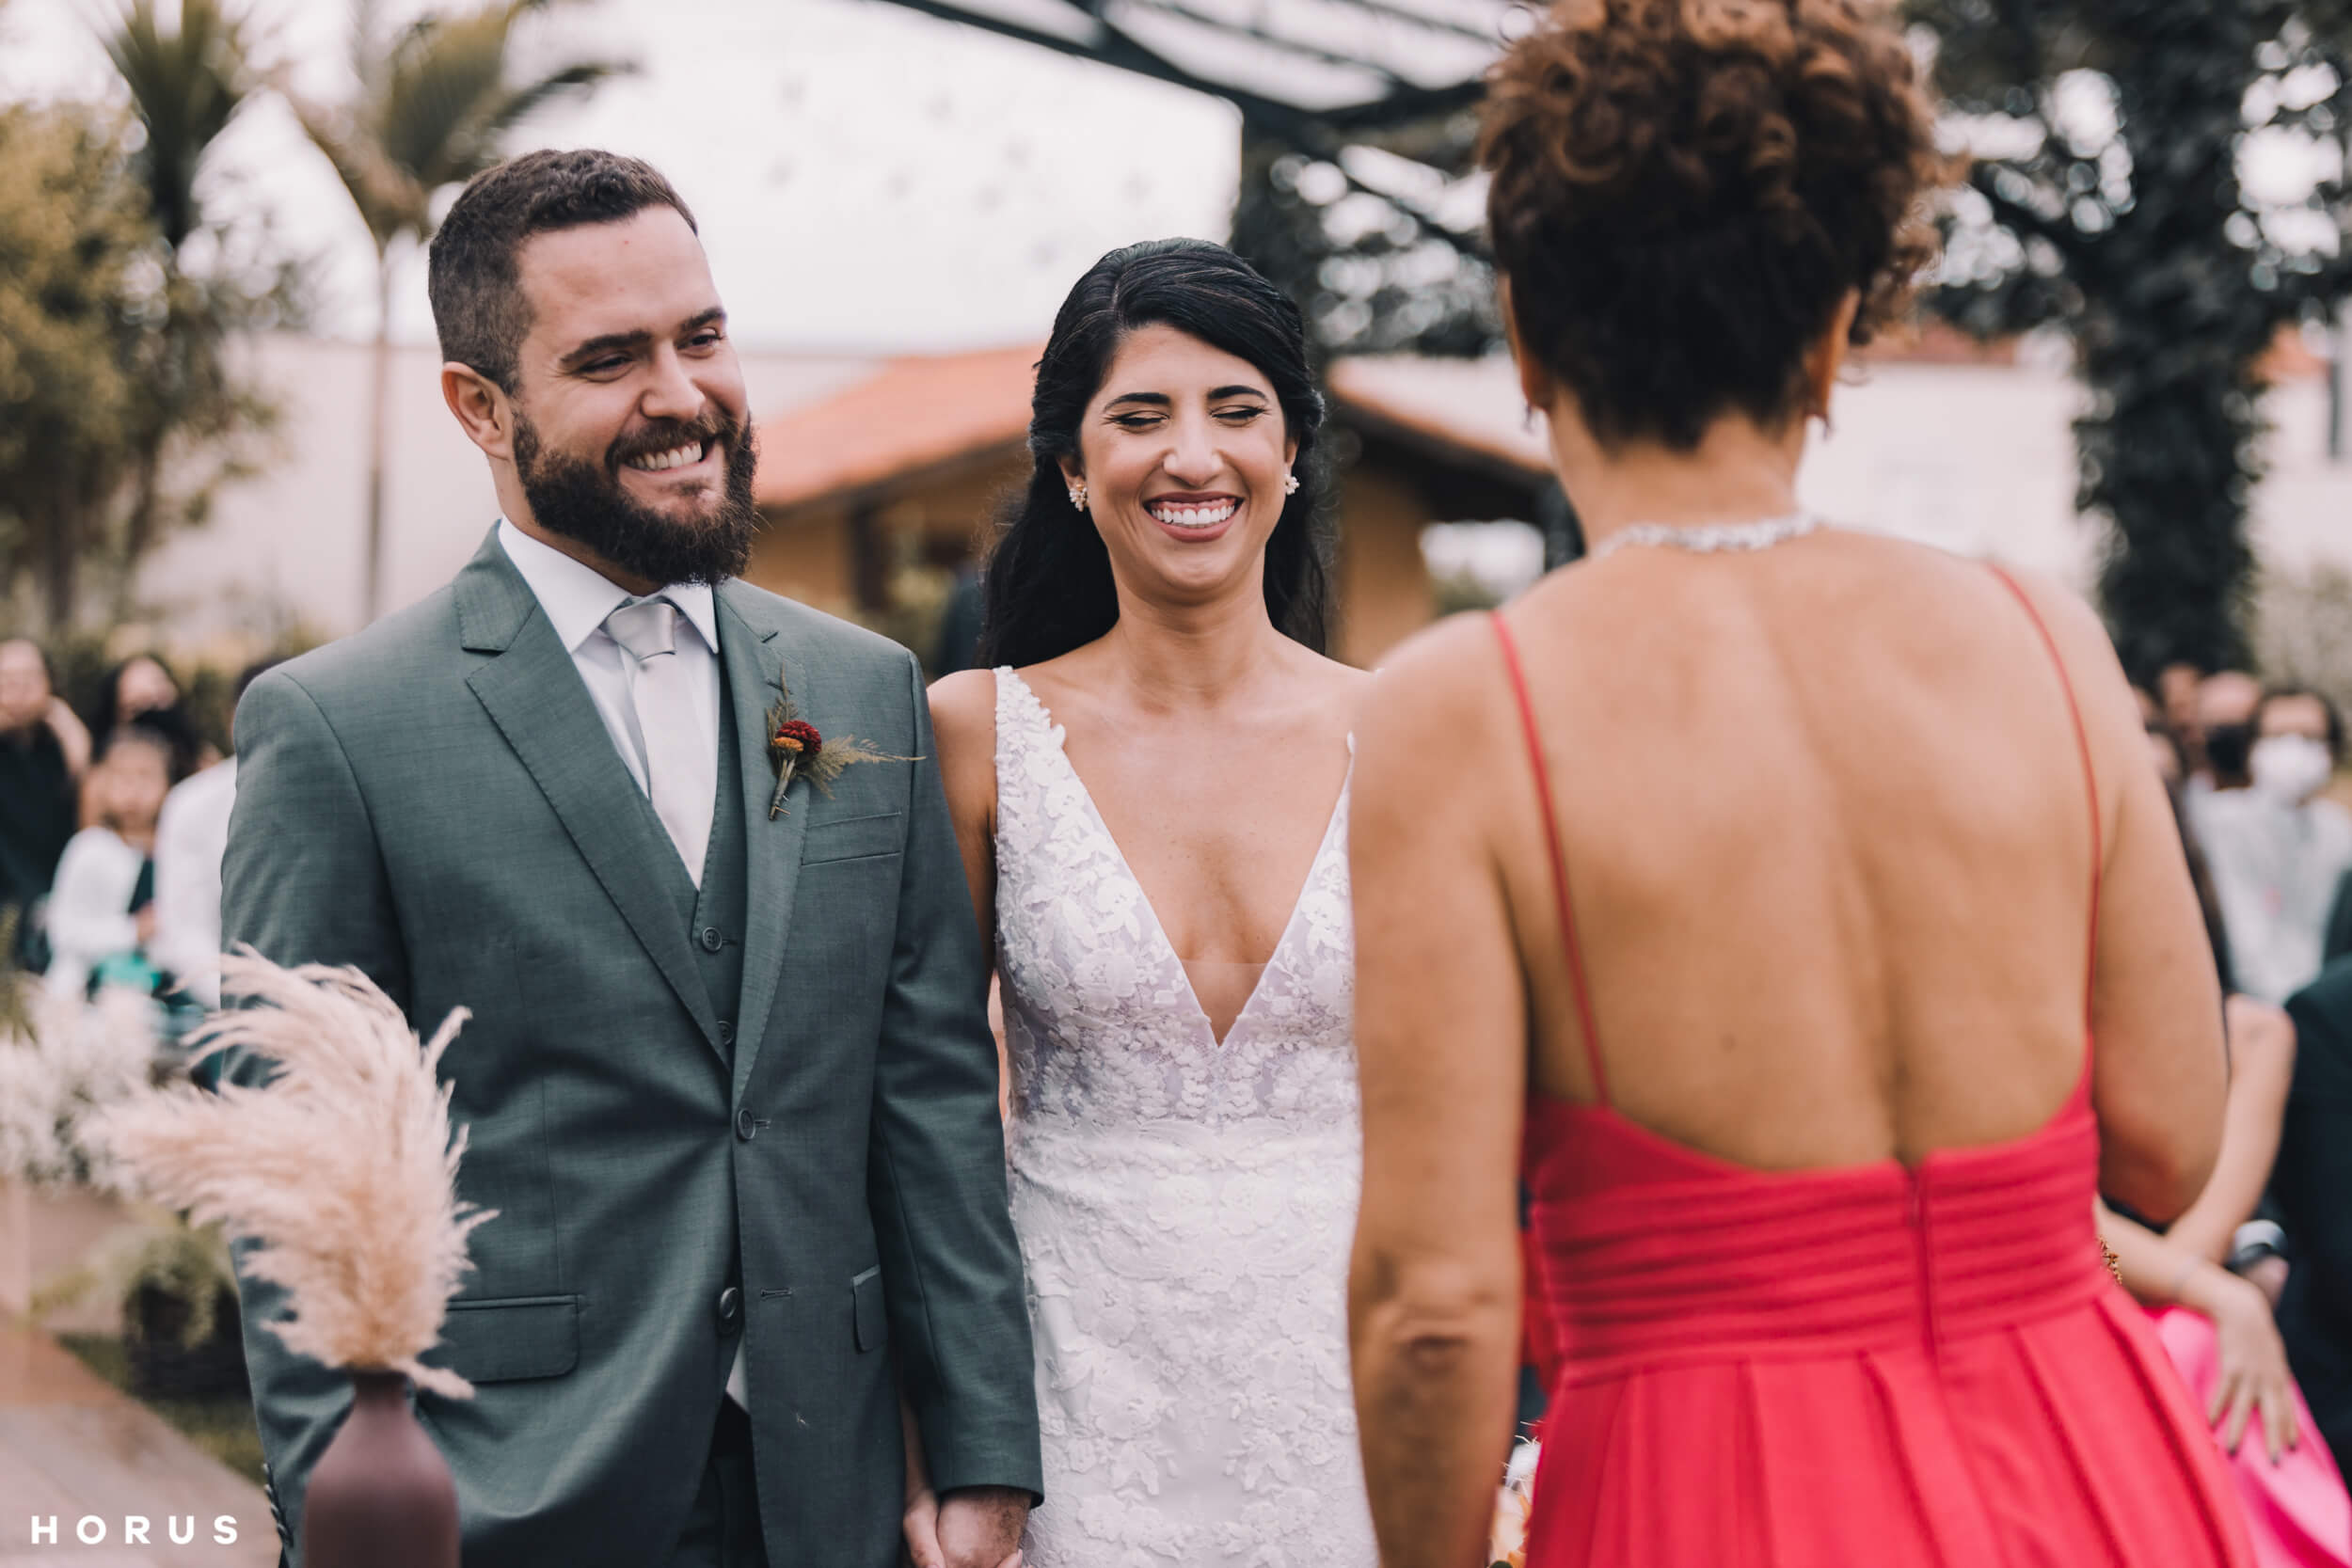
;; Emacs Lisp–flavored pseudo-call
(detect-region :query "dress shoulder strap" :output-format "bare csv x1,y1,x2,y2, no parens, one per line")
1983,568,2104,1031
1490,612,1611,1105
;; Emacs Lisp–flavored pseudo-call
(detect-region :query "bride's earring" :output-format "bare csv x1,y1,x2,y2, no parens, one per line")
1068,479,1089,511
1282,472,1300,496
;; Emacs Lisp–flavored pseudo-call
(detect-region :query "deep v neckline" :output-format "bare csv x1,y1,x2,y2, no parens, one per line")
1005,669,1351,1050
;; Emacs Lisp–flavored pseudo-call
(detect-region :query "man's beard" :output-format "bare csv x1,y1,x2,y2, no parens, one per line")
513,405,761,587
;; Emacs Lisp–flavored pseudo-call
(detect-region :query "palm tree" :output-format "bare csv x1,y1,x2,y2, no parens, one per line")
102,0,250,251
98,0,270,588
291,0,620,622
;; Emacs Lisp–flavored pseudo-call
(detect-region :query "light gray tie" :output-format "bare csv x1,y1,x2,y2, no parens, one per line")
602,597,717,887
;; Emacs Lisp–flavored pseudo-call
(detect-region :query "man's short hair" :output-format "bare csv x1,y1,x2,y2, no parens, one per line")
427,149,698,392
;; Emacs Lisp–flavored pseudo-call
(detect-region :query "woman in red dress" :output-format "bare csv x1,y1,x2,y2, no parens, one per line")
1346,3,2256,1564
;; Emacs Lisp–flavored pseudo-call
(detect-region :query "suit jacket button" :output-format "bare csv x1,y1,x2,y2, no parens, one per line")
717,1286,743,1331
736,1107,756,1142
699,926,724,953
718,1018,736,1046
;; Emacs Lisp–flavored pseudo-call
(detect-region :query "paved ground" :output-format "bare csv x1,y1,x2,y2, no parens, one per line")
0,1318,272,1568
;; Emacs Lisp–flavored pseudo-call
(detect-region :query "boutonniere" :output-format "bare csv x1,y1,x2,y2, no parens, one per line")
766,695,913,818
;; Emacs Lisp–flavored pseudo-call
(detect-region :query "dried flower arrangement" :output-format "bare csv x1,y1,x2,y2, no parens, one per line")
96,953,494,1399
0,982,159,1190
1490,1435,1540,1568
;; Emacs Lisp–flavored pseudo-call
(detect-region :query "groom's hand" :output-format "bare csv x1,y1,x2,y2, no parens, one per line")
931,1484,1027,1568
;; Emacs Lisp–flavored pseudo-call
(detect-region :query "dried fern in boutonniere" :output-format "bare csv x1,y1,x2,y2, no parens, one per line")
766,695,914,818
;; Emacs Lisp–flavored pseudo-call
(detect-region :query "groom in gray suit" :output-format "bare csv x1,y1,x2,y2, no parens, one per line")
222,150,1039,1567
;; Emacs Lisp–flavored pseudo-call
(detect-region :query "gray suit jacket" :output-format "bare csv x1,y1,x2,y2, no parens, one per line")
222,530,1040,1567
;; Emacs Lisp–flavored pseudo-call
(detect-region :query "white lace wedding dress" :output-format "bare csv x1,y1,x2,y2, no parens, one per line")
992,669,1375,1567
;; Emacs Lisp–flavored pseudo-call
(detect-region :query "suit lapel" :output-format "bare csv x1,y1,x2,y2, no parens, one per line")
456,531,725,1058
718,584,807,1098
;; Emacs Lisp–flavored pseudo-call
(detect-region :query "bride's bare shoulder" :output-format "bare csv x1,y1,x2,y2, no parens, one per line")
927,668,998,764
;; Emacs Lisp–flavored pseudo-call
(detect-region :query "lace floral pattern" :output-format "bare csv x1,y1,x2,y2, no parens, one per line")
993,669,1374,1567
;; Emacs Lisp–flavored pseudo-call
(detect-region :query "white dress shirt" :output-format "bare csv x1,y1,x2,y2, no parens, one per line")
496,518,722,820
152,756,238,1006
496,519,746,1403
2190,785,2352,1003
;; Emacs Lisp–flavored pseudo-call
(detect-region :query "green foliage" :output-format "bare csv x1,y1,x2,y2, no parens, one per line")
290,0,625,256
1231,119,1499,358
103,0,251,249
1914,0,2352,679
0,103,160,629
0,2,294,634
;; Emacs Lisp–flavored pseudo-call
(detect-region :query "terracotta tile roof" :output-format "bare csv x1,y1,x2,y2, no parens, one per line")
752,342,1041,514
1326,355,1554,482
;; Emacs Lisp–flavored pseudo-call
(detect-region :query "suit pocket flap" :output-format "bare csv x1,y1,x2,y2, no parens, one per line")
802,811,903,866
437,1294,580,1384
851,1267,885,1353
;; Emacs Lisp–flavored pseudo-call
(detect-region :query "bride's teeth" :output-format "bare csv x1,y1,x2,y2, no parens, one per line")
1151,499,1236,528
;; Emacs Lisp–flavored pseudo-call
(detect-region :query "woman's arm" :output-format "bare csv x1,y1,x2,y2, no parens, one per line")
2099,1198,2300,1462
926,670,998,966
1349,626,1527,1568
2008,572,2229,1222
2164,995,2296,1265
44,698,90,779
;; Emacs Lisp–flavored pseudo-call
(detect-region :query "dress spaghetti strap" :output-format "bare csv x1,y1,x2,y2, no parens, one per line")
1490,611,1610,1105
1983,566,2104,1031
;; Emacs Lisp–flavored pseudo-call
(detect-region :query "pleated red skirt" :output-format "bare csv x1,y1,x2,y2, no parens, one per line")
1521,1081,2258,1567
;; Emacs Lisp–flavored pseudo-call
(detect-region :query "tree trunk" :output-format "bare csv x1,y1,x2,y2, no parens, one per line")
364,252,394,625
40,472,78,633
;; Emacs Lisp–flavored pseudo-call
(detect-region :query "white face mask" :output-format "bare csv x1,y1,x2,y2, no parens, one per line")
2249,733,2334,805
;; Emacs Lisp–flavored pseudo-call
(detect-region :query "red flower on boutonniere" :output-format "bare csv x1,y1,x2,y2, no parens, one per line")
765,698,915,818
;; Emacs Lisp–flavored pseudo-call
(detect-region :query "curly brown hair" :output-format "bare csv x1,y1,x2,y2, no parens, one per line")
1481,0,1947,451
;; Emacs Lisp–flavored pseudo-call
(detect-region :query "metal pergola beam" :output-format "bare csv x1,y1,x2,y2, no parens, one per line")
863,0,1494,140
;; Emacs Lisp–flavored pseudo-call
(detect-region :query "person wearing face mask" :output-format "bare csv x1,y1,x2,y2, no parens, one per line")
2197,670,2269,800
2196,688,2352,1004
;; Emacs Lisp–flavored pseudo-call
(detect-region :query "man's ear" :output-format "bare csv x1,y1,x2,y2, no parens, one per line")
442,362,516,462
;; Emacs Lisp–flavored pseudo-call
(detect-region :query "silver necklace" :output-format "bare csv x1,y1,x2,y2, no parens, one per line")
1586,509,1821,562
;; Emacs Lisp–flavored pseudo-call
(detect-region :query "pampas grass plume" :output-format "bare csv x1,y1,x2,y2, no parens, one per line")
97,952,494,1399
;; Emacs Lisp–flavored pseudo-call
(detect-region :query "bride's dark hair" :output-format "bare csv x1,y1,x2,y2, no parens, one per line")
976,239,1333,669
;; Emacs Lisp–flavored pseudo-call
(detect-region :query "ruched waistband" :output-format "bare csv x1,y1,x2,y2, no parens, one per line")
1527,1100,2108,1373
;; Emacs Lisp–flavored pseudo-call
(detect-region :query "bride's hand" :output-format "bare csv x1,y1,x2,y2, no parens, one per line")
2185,1264,2302,1464
902,1483,943,1568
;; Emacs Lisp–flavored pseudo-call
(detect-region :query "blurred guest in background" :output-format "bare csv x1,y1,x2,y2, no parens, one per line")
2199,688,2352,1003
2199,671,2268,797
85,654,208,799
2101,989,2351,1568
2276,959,2352,1492
152,657,281,1009
44,720,184,999
2168,662,2215,781
0,638,87,948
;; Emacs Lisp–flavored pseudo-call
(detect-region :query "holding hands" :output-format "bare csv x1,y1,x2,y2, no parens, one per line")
903,1484,1026,1568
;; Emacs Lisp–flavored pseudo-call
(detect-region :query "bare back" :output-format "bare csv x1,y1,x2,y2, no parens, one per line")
1480,531,2219,1181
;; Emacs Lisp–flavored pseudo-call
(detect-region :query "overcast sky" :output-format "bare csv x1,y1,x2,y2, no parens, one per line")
0,0,1243,351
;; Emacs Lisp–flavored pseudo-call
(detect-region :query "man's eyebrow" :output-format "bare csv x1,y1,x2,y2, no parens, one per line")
558,330,652,371
1104,390,1171,408
557,309,726,372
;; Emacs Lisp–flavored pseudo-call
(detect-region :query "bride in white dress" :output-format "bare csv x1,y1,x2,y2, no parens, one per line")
924,239,1375,1568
